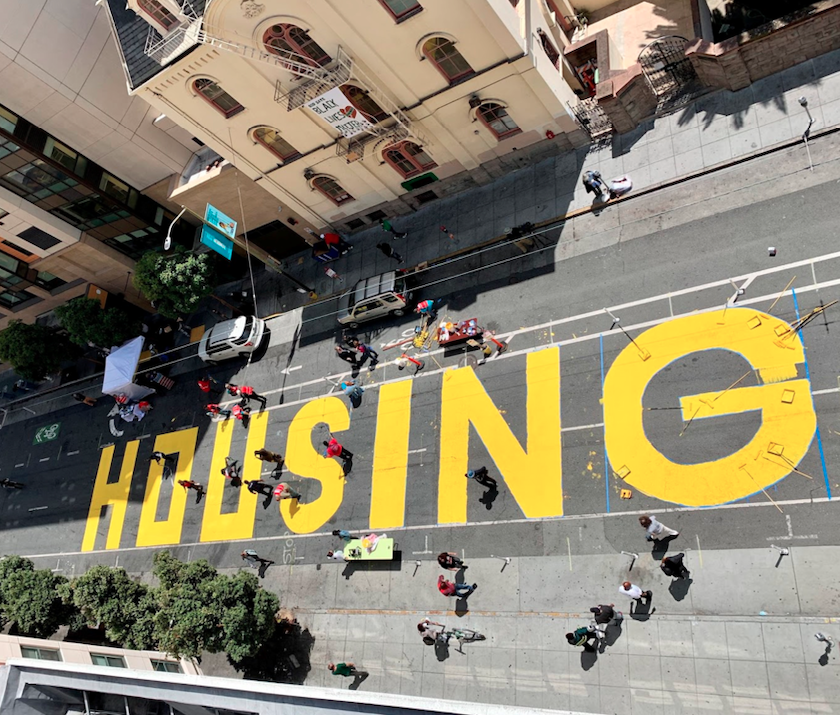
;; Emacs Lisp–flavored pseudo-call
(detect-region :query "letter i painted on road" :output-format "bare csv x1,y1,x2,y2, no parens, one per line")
81,441,139,552
438,347,562,523
280,396,348,534
136,428,198,547
198,413,265,543
369,380,413,529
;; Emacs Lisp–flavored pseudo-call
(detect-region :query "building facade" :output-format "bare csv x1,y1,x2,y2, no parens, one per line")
0,0,202,331
104,0,591,241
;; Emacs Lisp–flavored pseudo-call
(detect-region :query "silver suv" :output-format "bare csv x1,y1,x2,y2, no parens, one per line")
198,315,266,363
337,271,411,329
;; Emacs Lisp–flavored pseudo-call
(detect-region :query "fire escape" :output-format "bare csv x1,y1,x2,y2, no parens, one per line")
145,14,425,163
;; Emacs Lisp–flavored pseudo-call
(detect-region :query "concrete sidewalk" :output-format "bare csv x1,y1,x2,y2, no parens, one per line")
254,545,840,714
255,46,840,317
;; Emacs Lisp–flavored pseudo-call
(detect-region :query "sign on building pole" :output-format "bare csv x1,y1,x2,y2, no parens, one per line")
200,204,236,260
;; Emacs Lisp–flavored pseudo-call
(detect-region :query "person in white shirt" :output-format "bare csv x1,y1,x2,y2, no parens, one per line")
327,550,345,561
619,581,651,603
639,515,679,541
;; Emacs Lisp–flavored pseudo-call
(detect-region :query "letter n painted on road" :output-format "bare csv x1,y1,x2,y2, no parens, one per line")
136,428,198,547
370,380,413,529
280,396,348,534
438,346,562,523
81,441,139,551
199,413,265,543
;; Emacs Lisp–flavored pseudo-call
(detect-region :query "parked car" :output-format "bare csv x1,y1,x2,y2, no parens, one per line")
198,315,266,363
337,271,411,328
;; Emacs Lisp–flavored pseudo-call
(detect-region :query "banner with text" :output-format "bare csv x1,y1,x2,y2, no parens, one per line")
306,87,375,138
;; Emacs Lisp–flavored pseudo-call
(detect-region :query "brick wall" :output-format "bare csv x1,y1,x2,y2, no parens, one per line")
687,0,840,92
595,64,659,135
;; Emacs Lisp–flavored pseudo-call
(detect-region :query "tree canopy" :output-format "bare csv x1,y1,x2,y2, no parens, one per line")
0,556,76,638
0,320,69,381
54,297,141,350
133,248,215,319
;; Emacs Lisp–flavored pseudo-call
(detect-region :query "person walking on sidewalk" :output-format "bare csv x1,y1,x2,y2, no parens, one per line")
661,553,691,579
438,575,477,598
274,482,301,501
206,403,231,419
582,170,606,198
466,466,497,489
334,343,358,368
356,342,379,371
438,552,467,571
324,436,353,472
418,618,445,645
197,375,223,395
329,662,366,677
380,218,406,239
178,479,205,497
619,581,652,604
241,549,274,569
639,515,679,541
254,447,283,464
226,383,267,408
245,479,272,496
590,604,622,636
0,478,24,489
327,550,346,561
376,242,404,263
72,392,97,407
566,626,598,653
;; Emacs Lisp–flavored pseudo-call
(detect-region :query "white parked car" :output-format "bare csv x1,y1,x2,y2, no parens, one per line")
198,315,266,363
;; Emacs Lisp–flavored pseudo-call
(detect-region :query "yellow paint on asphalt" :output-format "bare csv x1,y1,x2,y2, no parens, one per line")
438,347,562,523
136,428,197,547
280,397,348,534
199,414,263,542
369,380,413,529
81,441,138,552
603,308,817,506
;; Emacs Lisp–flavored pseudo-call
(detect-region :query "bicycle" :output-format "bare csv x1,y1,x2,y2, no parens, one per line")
439,627,486,652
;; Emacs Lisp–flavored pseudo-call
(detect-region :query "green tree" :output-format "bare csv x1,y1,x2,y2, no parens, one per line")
133,248,215,319
152,551,278,660
55,297,141,349
0,319,69,381
61,565,155,650
0,556,76,637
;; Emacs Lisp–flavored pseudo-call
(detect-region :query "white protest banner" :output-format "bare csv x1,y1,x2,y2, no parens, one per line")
306,87,375,138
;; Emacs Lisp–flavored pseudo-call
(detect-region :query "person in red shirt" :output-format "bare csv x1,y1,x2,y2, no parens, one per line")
206,403,232,419
225,383,266,408
197,375,222,395
273,482,302,501
231,402,251,427
320,232,352,254
178,479,205,497
323,435,353,473
437,575,476,598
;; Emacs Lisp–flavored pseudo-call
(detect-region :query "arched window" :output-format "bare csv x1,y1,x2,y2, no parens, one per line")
383,141,436,179
342,85,388,123
137,0,179,31
422,37,474,84
477,103,521,140
193,79,244,118
378,0,423,21
253,127,300,163
312,176,353,205
263,24,331,68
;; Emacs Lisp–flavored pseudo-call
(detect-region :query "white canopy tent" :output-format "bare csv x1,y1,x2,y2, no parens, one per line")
102,336,155,401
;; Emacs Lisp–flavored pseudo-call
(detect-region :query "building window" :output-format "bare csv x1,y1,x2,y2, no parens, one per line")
137,0,180,32
151,659,183,673
378,0,422,21
422,37,474,84
193,79,244,118
263,24,331,69
383,141,436,179
537,29,560,69
0,288,36,308
341,85,388,123
99,173,137,208
0,107,18,135
252,127,300,163
477,103,521,140
45,137,86,175
0,160,78,202
312,176,353,205
20,646,62,661
91,654,127,668
34,270,67,292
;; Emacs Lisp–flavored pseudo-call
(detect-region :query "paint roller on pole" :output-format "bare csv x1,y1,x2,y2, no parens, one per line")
603,308,650,360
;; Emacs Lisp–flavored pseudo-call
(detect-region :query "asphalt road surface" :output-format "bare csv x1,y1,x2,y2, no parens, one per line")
3,178,840,575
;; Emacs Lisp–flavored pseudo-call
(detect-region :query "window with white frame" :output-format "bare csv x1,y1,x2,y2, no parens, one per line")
132,0,183,34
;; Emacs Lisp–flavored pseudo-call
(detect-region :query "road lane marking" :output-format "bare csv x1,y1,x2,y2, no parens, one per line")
39,457,49,462
67,450,79,456
28,506,48,512
14,463,24,468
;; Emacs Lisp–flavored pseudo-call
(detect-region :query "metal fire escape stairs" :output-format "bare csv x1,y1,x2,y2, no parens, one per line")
145,10,425,163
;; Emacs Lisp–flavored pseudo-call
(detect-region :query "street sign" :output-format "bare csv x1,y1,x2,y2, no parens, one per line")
33,422,60,445
200,203,236,260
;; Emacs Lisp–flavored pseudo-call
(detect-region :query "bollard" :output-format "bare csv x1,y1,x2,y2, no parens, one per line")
770,545,790,556
815,632,834,646
621,551,639,570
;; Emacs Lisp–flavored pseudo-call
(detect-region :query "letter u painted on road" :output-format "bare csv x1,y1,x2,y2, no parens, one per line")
602,308,817,507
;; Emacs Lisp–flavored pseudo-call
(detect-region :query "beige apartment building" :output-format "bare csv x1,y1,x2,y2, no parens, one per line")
105,0,594,239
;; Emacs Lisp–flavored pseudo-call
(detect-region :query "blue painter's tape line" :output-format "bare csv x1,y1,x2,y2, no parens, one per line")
791,288,831,500
600,334,610,513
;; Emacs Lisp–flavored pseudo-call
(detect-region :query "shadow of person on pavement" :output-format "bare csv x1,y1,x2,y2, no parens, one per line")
599,620,624,653
262,493,273,510
434,638,450,661
257,561,273,579
630,599,656,622
479,484,498,510
668,577,692,601
455,596,470,616
580,649,598,670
